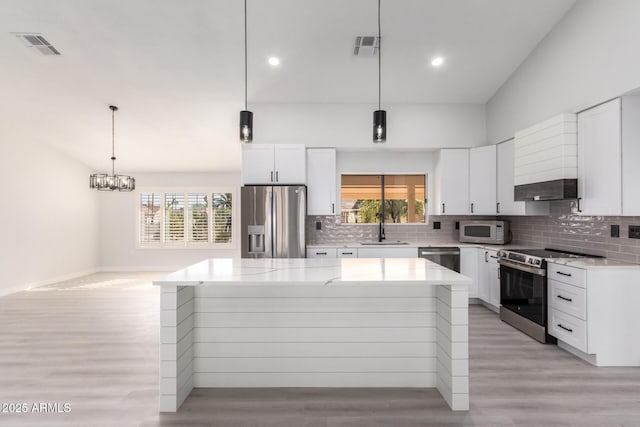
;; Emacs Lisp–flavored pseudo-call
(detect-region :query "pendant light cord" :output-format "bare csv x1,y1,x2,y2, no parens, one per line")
111,106,116,176
378,0,381,111
244,0,248,110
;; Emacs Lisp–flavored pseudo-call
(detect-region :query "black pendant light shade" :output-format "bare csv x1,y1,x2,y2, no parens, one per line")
240,110,253,143
89,105,135,192
373,109,386,143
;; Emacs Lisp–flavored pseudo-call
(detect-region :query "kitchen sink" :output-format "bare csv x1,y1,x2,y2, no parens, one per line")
360,241,410,245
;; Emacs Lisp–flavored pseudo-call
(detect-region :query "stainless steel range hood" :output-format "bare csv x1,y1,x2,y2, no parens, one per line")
513,114,577,201
514,179,577,201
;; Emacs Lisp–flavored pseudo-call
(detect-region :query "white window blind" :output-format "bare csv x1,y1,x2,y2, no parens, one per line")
140,193,161,243
213,192,233,243
164,193,185,242
188,193,209,242
138,189,234,248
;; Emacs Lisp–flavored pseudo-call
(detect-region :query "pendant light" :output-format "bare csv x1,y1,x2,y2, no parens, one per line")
89,105,135,191
239,0,253,143
373,0,386,143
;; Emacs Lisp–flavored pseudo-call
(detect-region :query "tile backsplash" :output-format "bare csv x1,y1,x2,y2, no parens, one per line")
306,200,640,264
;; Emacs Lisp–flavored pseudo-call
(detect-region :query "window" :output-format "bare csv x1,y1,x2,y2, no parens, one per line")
341,174,426,224
138,190,234,248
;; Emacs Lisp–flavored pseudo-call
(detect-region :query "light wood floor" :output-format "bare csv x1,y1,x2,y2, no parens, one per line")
1,272,639,427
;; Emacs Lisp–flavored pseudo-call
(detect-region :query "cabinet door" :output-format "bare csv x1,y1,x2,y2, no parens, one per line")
477,250,490,302
469,145,496,215
274,144,306,184
242,144,275,185
337,248,358,258
306,149,337,215
577,99,622,215
435,149,469,215
487,252,500,308
307,248,337,258
357,247,418,258
460,247,479,298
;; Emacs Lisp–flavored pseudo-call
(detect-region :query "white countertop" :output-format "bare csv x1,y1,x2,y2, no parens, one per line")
154,258,472,286
547,258,640,269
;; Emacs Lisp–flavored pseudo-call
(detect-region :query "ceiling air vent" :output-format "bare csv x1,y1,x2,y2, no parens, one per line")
13,33,61,55
353,36,379,56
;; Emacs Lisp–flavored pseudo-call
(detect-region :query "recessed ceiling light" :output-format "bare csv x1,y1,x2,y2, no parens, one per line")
431,57,444,67
268,57,280,66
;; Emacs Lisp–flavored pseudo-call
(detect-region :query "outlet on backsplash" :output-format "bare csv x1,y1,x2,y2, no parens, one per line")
629,225,640,239
433,221,441,230
611,225,620,238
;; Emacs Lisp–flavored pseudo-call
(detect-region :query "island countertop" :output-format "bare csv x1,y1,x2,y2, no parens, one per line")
154,257,472,286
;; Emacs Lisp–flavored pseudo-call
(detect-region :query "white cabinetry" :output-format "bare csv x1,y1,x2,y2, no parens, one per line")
496,140,549,216
357,247,418,258
478,248,500,310
306,148,337,215
547,262,640,366
242,144,306,185
459,247,479,298
577,97,640,216
469,145,496,215
307,247,337,258
434,149,469,215
577,99,622,215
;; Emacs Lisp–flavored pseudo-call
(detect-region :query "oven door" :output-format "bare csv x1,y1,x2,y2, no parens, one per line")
499,259,546,326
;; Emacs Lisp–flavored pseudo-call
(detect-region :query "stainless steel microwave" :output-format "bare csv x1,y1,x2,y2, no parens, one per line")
459,220,510,244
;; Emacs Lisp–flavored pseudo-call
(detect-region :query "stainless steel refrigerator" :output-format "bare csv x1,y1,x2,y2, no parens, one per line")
241,185,306,258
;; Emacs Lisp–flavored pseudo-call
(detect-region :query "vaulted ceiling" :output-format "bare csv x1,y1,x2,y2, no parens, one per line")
0,0,575,172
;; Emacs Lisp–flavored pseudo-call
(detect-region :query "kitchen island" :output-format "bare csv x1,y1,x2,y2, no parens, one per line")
154,258,470,412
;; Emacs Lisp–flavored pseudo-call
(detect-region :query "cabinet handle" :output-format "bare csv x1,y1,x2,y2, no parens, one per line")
577,197,582,213
490,255,499,259
316,252,327,255
557,324,573,333
498,267,500,280
342,252,353,255
557,295,573,302
276,171,279,182
556,271,572,277
332,203,335,214
485,251,488,263
496,202,500,214
471,203,474,213
270,171,274,182
442,203,445,214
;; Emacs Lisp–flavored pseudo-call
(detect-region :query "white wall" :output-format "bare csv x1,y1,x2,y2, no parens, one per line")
254,103,486,148
487,0,640,143
0,139,99,296
98,172,241,270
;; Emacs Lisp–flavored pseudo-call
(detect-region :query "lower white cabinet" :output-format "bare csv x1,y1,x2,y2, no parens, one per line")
547,262,640,366
478,248,500,310
357,247,418,258
307,248,337,258
459,247,479,298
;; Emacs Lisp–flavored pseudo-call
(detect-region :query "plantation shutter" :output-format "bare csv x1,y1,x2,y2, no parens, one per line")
164,193,185,242
212,192,233,243
140,193,161,243
188,193,209,242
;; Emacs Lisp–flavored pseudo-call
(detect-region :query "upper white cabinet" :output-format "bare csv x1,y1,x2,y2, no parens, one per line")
496,140,549,216
434,149,469,215
469,145,496,215
306,148,337,215
577,99,622,216
242,144,306,185
578,96,640,216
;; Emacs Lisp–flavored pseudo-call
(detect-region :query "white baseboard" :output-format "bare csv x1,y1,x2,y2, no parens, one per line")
97,266,180,273
0,267,98,297
557,340,597,365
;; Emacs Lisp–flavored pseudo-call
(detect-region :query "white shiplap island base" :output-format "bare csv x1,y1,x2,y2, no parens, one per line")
154,258,471,412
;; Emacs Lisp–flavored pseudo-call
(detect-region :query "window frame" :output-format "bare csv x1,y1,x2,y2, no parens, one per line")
136,187,238,250
339,173,428,225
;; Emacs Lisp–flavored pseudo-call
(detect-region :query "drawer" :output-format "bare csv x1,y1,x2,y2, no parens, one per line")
548,309,587,353
307,248,337,258
337,248,358,258
547,263,586,288
549,279,587,321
